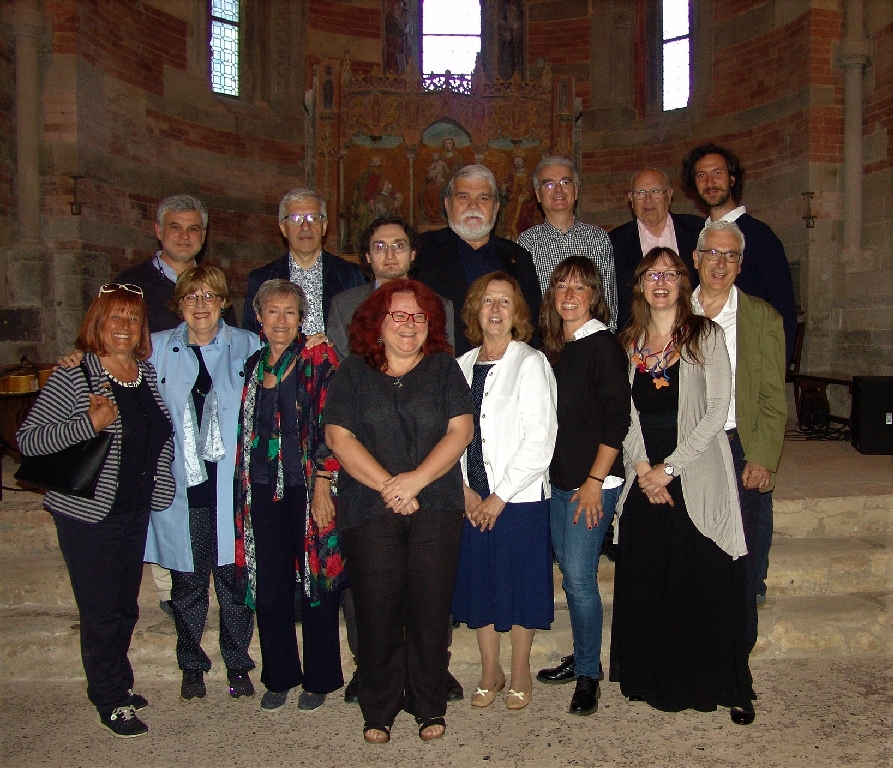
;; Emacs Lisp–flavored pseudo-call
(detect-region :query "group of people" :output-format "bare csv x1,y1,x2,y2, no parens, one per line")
17,141,791,743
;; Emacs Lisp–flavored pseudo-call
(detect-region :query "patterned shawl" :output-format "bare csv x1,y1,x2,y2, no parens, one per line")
233,337,345,609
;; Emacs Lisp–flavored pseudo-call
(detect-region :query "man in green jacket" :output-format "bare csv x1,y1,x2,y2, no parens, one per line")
691,219,787,652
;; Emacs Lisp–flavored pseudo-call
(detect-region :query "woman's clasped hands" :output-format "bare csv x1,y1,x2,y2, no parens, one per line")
381,472,422,515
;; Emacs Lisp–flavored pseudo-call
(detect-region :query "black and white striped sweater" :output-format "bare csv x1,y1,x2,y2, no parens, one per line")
16,353,175,523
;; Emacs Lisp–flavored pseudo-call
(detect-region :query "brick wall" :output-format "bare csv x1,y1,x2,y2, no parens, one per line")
528,0,590,108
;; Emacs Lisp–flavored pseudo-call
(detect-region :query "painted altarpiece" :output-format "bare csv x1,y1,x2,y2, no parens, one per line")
307,59,576,257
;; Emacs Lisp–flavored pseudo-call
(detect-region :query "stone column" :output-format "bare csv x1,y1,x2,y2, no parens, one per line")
2,0,49,363
839,0,871,262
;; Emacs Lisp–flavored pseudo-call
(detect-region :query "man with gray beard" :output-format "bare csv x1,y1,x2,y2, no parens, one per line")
416,164,542,355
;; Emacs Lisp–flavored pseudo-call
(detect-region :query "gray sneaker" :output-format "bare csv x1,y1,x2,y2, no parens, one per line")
260,688,289,712
297,690,326,711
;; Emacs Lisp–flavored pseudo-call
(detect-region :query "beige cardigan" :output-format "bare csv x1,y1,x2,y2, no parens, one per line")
619,324,747,559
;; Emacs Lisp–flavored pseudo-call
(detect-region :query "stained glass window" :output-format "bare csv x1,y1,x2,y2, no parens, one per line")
210,0,239,97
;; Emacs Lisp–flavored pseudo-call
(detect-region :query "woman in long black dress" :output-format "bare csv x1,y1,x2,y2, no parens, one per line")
610,247,756,725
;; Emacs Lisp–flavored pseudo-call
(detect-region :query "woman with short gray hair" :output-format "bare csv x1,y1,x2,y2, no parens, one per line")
234,279,346,714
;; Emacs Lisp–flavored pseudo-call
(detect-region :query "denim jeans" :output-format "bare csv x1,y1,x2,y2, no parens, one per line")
550,484,621,679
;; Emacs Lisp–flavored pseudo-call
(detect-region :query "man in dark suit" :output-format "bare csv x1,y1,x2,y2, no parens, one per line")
326,214,454,360
681,143,798,365
243,188,365,335
609,168,704,333
415,164,541,355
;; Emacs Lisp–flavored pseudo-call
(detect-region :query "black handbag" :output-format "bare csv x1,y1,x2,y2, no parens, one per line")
15,362,114,499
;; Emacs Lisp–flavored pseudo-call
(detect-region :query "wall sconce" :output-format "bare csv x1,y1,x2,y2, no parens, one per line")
69,174,83,215
802,191,815,228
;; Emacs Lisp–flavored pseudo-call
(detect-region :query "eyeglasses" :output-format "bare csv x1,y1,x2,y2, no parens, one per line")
281,213,326,226
541,178,575,191
632,188,669,199
98,283,144,297
697,249,742,263
643,270,682,283
387,311,428,324
371,240,410,255
181,291,222,306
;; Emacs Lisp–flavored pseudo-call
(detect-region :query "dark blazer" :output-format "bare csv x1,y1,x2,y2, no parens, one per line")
609,212,704,334
114,259,237,333
242,250,365,333
326,282,456,360
415,227,542,355
733,213,798,366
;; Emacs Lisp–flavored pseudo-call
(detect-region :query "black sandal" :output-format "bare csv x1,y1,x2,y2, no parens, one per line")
416,716,446,741
363,722,391,744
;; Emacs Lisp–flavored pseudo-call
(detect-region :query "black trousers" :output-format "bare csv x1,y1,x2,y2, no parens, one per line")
251,484,343,695
170,505,255,673
342,507,463,726
728,430,760,652
54,506,150,715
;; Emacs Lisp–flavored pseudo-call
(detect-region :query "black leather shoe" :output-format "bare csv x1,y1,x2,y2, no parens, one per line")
446,670,464,702
569,675,599,716
536,654,576,685
730,704,755,725
344,671,359,704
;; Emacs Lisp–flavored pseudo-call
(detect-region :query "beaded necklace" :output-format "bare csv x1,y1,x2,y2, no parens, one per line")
632,336,678,389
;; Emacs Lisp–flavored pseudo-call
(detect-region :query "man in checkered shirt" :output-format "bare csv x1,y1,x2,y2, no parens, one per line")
517,155,618,331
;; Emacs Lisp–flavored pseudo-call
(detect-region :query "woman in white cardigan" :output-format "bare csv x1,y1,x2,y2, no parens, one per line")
452,272,557,711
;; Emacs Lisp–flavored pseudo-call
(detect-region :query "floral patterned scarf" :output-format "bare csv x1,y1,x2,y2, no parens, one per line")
233,337,345,609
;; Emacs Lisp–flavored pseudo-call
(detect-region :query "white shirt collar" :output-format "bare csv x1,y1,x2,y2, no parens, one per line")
692,285,738,316
708,205,747,224
572,317,610,340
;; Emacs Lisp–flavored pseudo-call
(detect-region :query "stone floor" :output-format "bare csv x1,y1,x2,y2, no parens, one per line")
1,434,891,767
1,657,891,768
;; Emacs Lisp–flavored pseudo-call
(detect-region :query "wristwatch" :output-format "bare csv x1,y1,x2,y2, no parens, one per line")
663,464,676,477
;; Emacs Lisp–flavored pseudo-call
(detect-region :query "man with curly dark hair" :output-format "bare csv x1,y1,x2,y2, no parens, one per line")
681,143,797,366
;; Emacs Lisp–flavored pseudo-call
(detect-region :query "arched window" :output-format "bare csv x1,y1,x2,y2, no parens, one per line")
421,0,481,90
210,0,240,97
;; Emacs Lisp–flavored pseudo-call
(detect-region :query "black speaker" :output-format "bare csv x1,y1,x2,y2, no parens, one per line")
851,376,893,455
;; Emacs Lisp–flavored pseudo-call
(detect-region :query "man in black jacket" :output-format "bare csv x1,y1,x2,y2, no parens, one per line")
415,164,541,355
243,188,364,335
114,195,231,332
609,168,704,333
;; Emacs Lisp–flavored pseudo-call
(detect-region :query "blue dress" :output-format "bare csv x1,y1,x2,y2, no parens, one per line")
452,363,554,631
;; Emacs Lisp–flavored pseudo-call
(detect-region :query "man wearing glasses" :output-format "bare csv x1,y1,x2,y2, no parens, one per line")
326,214,454,361
692,220,787,650
242,188,364,335
681,144,798,365
517,155,618,330
609,167,704,332
114,195,236,333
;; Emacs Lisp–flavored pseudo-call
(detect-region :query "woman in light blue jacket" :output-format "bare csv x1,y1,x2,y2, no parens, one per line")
144,265,261,701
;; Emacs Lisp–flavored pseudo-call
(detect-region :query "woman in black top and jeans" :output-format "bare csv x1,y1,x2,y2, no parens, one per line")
18,284,174,738
536,257,631,717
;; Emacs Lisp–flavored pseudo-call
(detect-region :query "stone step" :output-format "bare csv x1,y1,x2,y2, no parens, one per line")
765,535,892,595
1,565,889,683
774,494,893,538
